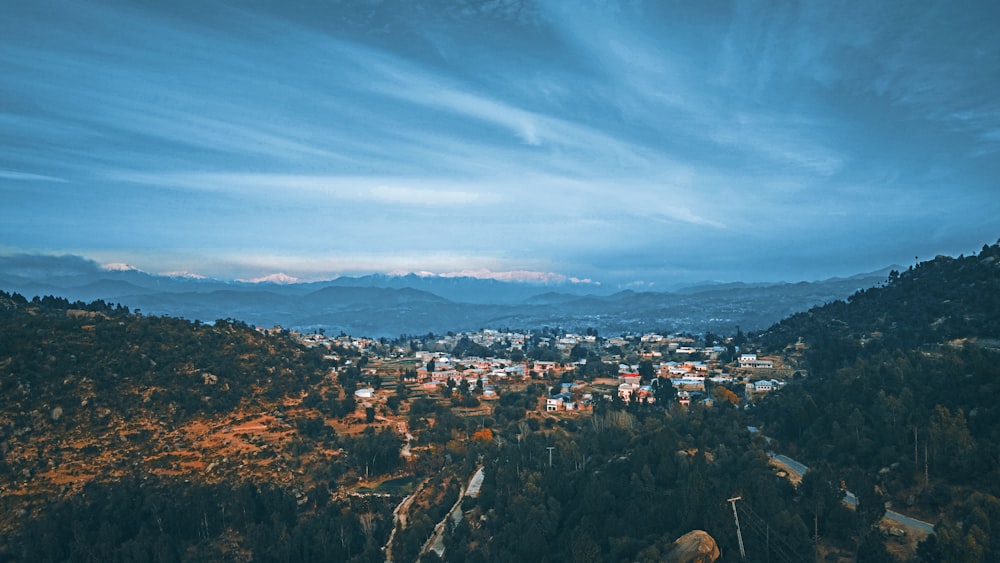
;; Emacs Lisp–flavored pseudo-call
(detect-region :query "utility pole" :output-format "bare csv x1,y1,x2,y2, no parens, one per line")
814,513,819,563
924,444,929,486
728,496,746,560
546,446,555,468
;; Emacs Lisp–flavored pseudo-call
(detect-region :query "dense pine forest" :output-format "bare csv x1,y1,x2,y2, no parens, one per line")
2,241,1000,561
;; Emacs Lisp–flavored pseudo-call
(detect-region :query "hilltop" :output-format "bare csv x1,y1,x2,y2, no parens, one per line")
751,242,1000,561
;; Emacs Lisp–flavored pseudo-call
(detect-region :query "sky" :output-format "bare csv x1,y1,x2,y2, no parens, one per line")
2,0,998,288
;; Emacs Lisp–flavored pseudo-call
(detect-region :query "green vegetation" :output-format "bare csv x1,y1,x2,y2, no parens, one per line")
12,474,394,562
451,405,822,562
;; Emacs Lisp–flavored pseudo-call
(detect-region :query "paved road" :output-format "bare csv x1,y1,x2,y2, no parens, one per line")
768,453,935,535
465,466,485,497
886,509,935,534
422,466,486,558
772,453,809,477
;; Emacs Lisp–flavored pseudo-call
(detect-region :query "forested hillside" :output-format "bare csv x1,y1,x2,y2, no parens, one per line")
753,242,1000,561
0,293,330,421
448,405,857,562
0,292,403,562
760,243,1000,359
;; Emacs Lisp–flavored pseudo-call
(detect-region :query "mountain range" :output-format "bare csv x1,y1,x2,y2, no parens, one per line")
0,254,893,337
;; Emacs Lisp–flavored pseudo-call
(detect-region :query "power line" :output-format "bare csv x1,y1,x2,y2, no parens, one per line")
735,502,808,563
737,507,797,563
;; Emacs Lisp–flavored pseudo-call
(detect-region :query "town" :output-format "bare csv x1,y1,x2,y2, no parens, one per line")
292,327,798,420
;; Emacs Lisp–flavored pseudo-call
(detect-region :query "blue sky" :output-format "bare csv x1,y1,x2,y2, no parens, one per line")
2,0,998,287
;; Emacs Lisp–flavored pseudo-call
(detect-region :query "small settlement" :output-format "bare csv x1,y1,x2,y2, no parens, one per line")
294,328,795,418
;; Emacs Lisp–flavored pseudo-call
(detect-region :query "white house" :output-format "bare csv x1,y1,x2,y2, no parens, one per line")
546,396,565,411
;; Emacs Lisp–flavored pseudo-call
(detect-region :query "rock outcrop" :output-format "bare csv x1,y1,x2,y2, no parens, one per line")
664,530,720,563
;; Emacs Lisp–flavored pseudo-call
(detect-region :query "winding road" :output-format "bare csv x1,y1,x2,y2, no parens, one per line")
768,452,935,534
421,466,485,559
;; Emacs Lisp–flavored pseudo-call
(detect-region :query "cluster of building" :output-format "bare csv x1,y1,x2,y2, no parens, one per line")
294,329,789,413
410,353,521,398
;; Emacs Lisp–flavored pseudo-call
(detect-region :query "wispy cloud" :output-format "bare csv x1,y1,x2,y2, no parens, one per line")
112,172,502,207
0,170,67,182
369,185,491,206
2,0,997,285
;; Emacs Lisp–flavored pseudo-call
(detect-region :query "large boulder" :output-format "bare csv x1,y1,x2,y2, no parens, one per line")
664,530,720,563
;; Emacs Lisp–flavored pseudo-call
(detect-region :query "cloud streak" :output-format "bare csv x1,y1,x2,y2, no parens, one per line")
1,0,997,286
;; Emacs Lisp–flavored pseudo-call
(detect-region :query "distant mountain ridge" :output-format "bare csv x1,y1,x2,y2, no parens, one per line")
0,254,893,337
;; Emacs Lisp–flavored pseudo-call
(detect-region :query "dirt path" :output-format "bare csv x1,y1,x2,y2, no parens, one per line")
383,477,428,562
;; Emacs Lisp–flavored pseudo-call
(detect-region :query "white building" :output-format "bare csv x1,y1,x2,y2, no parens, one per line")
740,353,774,369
